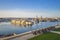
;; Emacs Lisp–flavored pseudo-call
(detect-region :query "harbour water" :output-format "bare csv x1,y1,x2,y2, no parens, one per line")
0,22,60,36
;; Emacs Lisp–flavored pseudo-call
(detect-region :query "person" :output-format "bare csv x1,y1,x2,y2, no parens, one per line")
32,31,37,35
52,26,55,30
45,28,48,32
37,30,40,34
45,28,50,32
13,33,16,36
41,29,46,33
37,30,43,34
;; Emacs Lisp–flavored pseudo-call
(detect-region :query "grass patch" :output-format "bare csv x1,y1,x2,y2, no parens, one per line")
55,28,60,32
28,32,60,40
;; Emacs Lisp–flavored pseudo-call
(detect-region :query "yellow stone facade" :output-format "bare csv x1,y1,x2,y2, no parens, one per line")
11,20,16,24
11,20,32,26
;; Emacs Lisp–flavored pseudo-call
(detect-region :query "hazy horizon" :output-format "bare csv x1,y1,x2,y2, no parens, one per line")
0,0,60,18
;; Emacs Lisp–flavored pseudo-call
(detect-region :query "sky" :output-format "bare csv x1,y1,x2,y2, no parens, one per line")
0,0,60,18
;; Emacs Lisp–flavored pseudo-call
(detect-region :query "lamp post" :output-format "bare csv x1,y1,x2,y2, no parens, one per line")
40,16,42,29
57,17,59,26
56,17,59,26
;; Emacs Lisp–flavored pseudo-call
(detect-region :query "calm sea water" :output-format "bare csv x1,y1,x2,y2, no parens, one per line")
0,22,60,35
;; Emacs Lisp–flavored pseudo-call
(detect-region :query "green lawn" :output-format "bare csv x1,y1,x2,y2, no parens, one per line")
55,28,60,31
28,32,60,40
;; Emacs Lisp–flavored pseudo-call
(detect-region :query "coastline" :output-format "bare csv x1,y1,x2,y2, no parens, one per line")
1,25,60,40
0,22,11,25
0,22,59,40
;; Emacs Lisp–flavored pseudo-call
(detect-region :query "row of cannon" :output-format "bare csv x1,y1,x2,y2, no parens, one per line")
32,26,56,35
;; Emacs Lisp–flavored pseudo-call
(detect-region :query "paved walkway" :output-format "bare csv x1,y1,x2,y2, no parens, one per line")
9,34,35,40
55,25,60,28
10,31,60,40
0,33,35,40
0,31,35,40
50,25,60,34
50,31,60,34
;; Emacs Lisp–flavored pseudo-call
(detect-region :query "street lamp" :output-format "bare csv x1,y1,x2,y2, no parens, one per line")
40,16,42,29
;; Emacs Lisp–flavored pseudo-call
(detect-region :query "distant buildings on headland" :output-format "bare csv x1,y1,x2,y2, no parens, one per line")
0,16,60,26
0,16,60,23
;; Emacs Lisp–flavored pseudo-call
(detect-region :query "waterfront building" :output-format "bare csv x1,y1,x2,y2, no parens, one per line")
15,20,21,25
11,19,33,26
11,20,16,24
24,20,33,26
20,20,24,26
33,16,39,24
